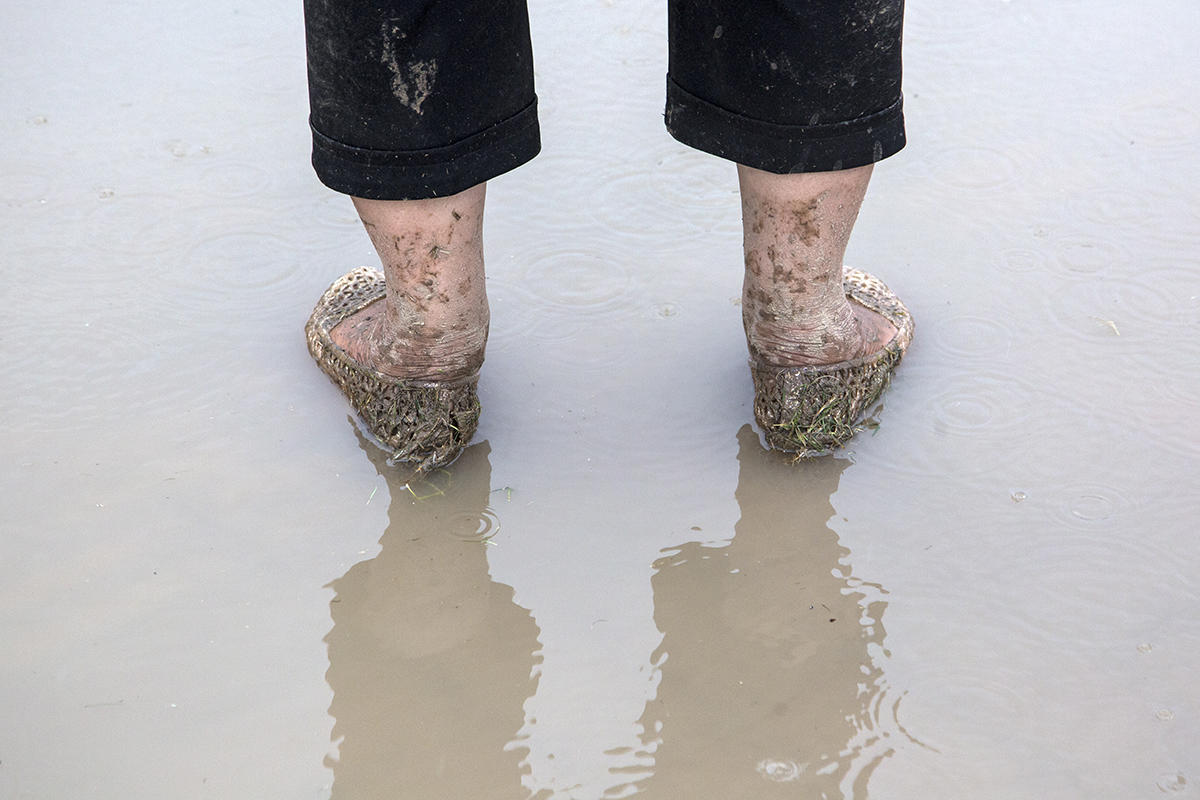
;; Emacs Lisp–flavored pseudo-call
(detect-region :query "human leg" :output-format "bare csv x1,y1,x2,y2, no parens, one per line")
304,0,540,200
331,186,489,382
665,0,912,453
737,163,913,454
738,163,894,368
302,0,539,466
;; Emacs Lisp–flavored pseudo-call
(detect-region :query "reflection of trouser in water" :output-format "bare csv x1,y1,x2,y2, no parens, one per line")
303,0,906,199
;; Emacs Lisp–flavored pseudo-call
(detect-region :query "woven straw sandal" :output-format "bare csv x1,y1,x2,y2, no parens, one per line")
305,267,481,471
750,267,914,457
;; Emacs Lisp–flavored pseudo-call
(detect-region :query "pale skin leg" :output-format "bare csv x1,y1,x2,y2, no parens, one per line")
330,183,489,381
738,163,896,367
330,166,891,380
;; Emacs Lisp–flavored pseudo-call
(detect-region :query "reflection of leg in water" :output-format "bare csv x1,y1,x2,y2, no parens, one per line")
638,425,893,797
324,433,540,800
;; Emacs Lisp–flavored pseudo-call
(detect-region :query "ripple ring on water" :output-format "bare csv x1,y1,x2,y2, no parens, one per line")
995,247,1046,275
1043,272,1178,343
197,161,275,199
1049,234,1132,278
1116,102,1200,148
520,248,635,311
648,149,739,211
589,171,711,237
1048,483,1133,531
444,507,501,542
926,315,1013,362
928,146,1019,192
927,371,1041,439
756,759,803,783
184,230,301,290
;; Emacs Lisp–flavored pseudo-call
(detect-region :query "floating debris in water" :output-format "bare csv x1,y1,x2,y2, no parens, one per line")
1156,773,1187,793
756,759,804,782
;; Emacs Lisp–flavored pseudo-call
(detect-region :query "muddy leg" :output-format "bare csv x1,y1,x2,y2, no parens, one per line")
331,183,489,381
738,164,895,367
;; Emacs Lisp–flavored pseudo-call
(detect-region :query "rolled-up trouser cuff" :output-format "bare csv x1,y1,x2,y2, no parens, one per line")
310,97,541,200
665,78,905,174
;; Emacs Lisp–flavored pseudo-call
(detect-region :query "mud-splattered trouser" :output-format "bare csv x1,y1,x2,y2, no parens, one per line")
303,0,905,200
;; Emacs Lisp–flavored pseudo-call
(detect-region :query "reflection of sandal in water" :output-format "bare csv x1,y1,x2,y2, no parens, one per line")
305,267,481,471
750,267,914,457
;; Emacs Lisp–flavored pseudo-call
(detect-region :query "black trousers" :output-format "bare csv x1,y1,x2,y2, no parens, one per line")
304,0,905,200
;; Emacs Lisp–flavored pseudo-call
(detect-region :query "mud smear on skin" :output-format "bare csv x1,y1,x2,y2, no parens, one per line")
335,209,488,380
741,193,882,367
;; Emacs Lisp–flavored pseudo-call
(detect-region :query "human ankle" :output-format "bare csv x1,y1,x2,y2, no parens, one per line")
372,302,488,380
744,292,863,366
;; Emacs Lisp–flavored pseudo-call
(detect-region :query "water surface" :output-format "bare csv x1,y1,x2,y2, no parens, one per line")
2,0,1198,797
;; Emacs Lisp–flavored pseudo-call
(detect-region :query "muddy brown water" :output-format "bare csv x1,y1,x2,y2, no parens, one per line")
2,0,1198,797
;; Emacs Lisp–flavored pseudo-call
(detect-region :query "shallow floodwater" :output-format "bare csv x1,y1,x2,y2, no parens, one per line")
2,0,1198,797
